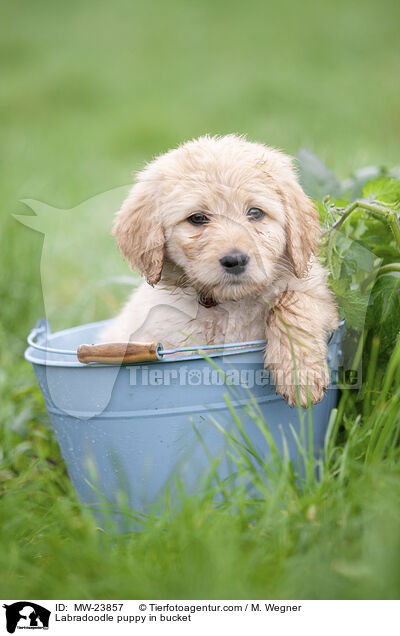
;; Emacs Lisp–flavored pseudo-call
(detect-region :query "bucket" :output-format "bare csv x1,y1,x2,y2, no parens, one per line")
25,319,344,527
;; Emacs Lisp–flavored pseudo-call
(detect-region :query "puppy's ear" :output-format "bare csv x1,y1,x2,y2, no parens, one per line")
112,180,164,285
281,179,321,278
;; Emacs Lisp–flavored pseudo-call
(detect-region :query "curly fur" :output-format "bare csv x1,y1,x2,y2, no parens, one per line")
102,134,338,407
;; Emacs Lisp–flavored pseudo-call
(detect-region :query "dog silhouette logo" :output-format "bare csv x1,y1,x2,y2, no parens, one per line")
3,602,50,633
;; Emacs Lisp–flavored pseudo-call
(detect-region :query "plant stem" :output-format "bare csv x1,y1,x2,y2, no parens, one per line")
387,209,400,248
331,199,400,250
359,262,400,294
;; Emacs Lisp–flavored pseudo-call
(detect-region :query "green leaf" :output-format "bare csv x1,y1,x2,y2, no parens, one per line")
366,273,400,354
330,281,369,330
362,178,400,205
341,166,384,200
297,148,342,199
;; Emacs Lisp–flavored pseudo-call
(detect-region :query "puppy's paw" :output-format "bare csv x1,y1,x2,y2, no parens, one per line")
273,361,330,408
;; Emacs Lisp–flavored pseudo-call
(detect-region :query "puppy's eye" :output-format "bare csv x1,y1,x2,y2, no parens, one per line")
187,213,210,225
246,207,265,221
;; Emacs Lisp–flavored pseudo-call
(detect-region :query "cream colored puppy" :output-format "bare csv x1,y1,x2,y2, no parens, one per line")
102,135,338,407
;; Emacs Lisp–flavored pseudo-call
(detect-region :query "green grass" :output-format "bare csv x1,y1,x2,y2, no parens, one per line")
1,0,400,600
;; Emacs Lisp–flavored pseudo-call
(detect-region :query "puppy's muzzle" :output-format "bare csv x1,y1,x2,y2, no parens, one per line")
219,250,249,275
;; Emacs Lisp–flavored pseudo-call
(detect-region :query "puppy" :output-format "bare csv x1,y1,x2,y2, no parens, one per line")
102,134,338,407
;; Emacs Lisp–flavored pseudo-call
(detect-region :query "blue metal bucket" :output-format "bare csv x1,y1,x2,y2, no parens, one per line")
25,319,344,527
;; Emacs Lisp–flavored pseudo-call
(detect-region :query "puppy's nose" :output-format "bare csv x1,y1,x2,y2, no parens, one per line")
219,250,249,275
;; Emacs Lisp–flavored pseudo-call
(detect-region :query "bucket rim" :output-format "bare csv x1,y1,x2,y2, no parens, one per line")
25,318,267,368
25,318,345,368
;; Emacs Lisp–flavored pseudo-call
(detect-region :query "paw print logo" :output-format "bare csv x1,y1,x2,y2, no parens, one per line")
188,369,202,385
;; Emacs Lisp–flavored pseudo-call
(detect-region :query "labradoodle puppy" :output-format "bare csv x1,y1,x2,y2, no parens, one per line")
102,134,338,406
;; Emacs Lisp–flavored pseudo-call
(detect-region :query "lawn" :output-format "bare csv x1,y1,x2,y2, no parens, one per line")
1,0,399,599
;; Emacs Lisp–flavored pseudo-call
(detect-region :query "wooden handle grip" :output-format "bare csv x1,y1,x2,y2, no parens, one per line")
77,342,161,364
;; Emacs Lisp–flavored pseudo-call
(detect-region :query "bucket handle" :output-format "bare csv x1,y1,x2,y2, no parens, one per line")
77,342,163,364
26,320,267,362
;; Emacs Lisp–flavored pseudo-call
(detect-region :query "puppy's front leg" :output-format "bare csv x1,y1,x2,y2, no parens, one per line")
265,288,338,407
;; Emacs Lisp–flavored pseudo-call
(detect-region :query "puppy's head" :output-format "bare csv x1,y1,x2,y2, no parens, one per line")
113,135,320,300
